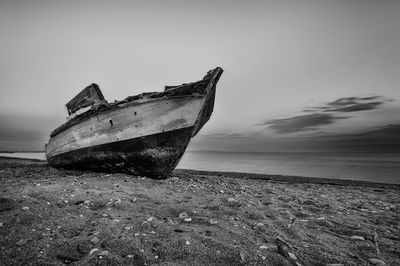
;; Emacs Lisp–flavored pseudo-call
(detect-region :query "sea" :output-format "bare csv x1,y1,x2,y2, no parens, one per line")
1,151,399,184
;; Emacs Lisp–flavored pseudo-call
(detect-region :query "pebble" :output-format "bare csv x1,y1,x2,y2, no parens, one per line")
239,250,247,262
209,219,218,225
350,236,365,241
256,222,264,227
185,240,190,245
184,218,192,222
127,254,134,258
178,212,188,219
89,248,99,255
261,256,266,260
288,252,297,260
16,239,28,246
147,217,154,222
21,206,30,210
368,258,386,265
98,250,109,256
259,245,268,249
91,237,99,244
227,198,237,202
0,222,3,227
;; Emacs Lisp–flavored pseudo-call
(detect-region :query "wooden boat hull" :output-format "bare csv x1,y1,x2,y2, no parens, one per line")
47,126,194,178
45,67,223,178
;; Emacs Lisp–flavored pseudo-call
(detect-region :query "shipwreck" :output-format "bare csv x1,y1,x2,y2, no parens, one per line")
45,67,223,178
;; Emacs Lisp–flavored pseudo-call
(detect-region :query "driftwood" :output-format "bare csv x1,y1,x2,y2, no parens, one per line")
373,230,381,257
275,236,302,266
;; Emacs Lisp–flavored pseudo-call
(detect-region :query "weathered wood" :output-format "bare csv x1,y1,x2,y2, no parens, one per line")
66,83,107,115
45,67,224,178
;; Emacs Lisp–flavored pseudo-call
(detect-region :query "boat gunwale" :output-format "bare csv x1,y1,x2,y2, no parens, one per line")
50,93,205,138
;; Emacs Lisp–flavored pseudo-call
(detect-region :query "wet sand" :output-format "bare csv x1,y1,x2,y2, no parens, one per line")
0,157,399,265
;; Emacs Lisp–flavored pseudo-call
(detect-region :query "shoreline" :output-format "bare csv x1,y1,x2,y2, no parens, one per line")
0,157,399,265
1,155,399,188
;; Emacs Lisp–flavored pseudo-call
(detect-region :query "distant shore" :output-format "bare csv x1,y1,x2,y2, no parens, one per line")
0,157,399,265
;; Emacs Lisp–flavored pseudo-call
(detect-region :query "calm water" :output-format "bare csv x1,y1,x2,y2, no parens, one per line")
1,151,399,184
178,151,400,184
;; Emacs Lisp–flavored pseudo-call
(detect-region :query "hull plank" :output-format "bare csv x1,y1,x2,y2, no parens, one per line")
47,97,204,158
48,127,194,178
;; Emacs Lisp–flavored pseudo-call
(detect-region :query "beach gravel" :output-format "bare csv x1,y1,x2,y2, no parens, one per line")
0,157,399,265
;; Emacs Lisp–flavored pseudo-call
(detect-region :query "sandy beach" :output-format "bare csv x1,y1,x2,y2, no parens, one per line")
0,157,399,265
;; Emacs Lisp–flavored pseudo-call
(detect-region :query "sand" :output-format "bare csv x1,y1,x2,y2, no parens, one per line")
0,157,399,265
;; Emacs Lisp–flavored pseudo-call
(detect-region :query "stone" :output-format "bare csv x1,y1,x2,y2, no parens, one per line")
239,250,247,263
91,237,99,244
288,252,297,260
185,240,190,245
147,217,154,222
98,250,109,256
21,206,30,210
209,219,218,225
225,198,241,207
142,221,151,230
259,245,268,249
16,239,28,246
89,248,99,255
178,212,188,219
368,258,386,265
350,236,365,241
184,218,192,222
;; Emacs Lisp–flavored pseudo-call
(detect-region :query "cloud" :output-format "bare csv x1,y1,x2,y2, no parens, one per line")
304,96,386,113
308,124,400,153
262,113,347,134
202,132,247,139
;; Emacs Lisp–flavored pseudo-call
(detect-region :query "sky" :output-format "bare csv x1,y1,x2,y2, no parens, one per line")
0,0,399,152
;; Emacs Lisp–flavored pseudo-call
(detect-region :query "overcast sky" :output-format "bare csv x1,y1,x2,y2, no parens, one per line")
1,0,399,152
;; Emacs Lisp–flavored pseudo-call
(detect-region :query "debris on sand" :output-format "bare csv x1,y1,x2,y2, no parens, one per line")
0,158,399,265
275,236,302,266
